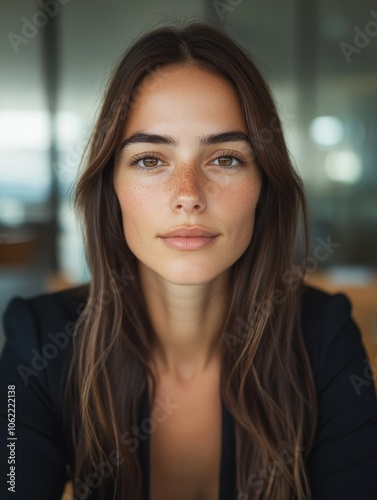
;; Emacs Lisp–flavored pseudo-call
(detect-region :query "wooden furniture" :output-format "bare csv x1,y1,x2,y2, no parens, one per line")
62,481,73,499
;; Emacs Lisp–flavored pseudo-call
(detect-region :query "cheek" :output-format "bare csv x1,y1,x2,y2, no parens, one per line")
220,179,261,234
115,182,163,249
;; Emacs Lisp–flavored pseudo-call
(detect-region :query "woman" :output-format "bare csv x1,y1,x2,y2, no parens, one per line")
1,19,376,500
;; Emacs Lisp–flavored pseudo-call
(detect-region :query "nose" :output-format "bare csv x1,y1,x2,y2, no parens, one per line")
169,162,208,213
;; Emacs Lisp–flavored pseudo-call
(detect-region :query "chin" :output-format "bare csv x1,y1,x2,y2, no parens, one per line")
157,262,230,286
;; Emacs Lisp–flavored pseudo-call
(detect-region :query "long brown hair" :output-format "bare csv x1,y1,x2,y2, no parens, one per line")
64,17,317,500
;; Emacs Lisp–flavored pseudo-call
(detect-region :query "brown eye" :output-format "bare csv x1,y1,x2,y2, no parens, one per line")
213,156,241,168
142,158,159,167
131,156,164,169
217,157,233,166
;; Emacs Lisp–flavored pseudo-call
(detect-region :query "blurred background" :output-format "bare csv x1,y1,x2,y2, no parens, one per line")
1,0,376,373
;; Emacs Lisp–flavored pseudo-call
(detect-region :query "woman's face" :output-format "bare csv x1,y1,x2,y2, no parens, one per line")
113,64,262,285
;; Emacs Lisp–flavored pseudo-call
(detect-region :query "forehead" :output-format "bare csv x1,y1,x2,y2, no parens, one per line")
123,64,247,133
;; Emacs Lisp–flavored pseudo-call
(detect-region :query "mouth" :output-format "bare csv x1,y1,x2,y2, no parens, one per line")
159,235,218,251
160,226,219,238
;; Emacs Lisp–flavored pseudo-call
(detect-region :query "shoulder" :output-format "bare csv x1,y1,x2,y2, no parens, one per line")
2,284,89,358
299,283,374,396
299,286,377,497
0,285,90,442
3,283,90,322
1,285,90,409
300,282,352,330
299,283,354,355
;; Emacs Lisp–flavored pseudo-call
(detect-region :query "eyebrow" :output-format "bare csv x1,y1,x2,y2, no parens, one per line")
119,130,253,151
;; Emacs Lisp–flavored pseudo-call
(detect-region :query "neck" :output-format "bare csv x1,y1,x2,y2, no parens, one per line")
138,262,231,384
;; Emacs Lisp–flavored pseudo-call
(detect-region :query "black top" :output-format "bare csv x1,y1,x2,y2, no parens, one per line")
0,284,377,499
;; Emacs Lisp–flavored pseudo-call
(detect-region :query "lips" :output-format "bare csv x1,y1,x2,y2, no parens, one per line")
160,226,218,238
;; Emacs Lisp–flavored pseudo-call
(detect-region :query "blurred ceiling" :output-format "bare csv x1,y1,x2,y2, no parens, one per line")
2,0,376,115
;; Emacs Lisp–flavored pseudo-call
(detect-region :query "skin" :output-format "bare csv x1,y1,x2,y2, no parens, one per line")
113,63,262,386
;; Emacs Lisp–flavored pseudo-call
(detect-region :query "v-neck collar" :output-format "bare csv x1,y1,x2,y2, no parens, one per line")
139,384,236,500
